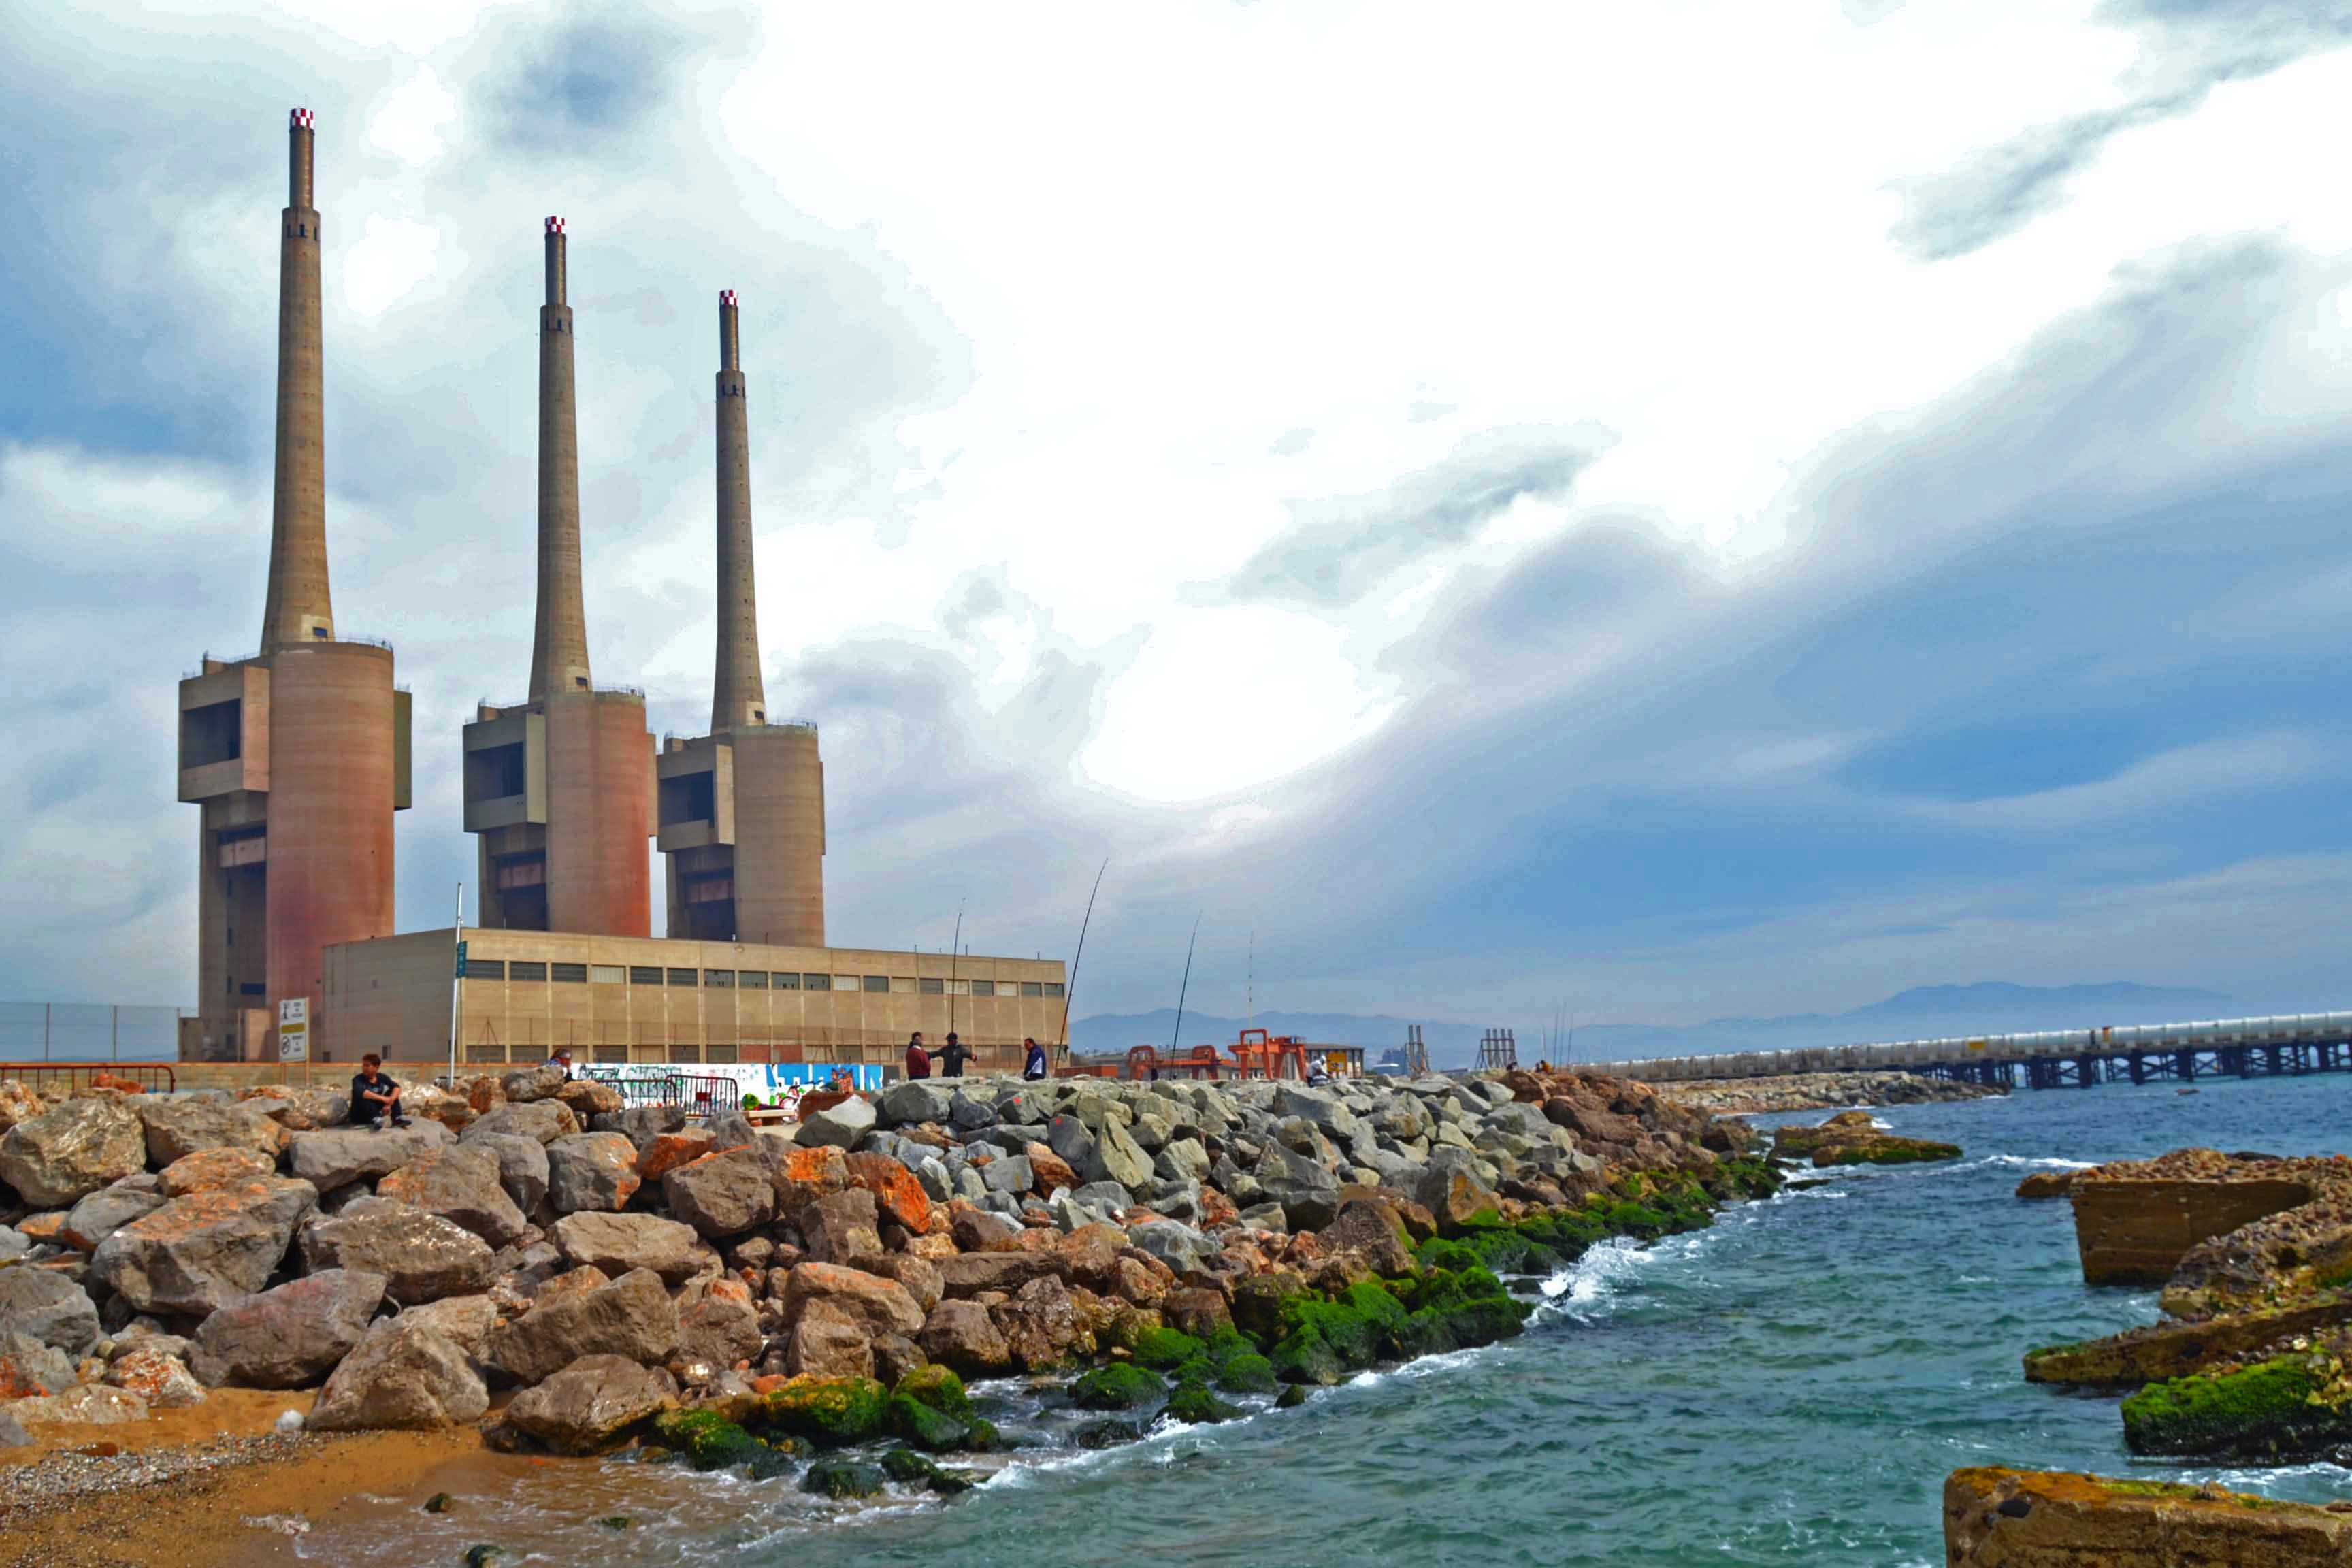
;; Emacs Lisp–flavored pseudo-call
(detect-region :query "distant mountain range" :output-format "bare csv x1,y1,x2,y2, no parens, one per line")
1070,981,2234,1071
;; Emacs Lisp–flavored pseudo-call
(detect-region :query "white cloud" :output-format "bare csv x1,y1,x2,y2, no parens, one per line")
342,214,443,317
369,68,458,164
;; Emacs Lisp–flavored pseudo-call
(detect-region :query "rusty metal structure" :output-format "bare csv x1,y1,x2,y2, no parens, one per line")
463,216,655,937
1477,1027,1518,1072
657,289,826,947
178,110,412,1063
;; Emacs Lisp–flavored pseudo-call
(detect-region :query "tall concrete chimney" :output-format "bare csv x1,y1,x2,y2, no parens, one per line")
711,289,766,732
529,215,591,700
259,107,333,650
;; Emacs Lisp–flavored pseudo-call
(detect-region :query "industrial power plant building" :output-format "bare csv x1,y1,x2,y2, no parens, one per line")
178,109,1061,1066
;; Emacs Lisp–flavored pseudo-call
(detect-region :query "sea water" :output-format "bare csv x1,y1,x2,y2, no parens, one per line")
300,1073,2352,1567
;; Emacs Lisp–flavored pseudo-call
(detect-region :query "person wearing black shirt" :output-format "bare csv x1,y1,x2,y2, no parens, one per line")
350,1054,410,1130
938,1032,972,1079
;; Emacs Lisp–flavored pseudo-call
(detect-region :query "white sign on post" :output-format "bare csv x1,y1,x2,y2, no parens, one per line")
277,996,310,1063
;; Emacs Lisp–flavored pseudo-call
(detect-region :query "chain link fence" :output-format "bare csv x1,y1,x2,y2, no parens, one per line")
0,1002,184,1062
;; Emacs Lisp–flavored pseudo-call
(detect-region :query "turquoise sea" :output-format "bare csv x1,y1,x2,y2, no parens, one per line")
302,1073,2352,1567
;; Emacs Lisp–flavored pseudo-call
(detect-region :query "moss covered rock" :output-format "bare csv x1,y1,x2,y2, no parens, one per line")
1070,1362,1166,1411
892,1364,974,1422
886,1392,972,1452
758,1376,889,1446
651,1408,770,1472
881,1446,975,1494
1164,1376,1243,1424
1130,1325,1207,1371
2121,1353,2352,1458
802,1458,889,1499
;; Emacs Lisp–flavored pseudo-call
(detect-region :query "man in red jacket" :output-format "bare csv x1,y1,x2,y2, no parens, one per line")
904,1032,932,1080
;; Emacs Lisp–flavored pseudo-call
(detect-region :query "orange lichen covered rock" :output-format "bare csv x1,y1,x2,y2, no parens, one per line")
1944,1466,2352,1566
845,1152,932,1234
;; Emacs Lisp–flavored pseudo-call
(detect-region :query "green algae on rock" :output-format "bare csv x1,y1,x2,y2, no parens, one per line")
2119,1352,2352,1458
1070,1362,1166,1411
758,1377,889,1446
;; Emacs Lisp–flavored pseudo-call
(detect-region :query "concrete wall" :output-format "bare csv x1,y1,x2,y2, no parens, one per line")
2071,1178,2316,1285
730,725,823,948
541,690,652,937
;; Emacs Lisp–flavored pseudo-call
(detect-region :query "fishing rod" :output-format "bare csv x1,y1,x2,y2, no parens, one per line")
1169,911,1203,1057
1059,858,1109,1054
948,900,964,1040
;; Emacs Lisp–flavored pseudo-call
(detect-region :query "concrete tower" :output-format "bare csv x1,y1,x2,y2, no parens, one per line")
463,217,654,941
179,108,412,1062
658,290,826,947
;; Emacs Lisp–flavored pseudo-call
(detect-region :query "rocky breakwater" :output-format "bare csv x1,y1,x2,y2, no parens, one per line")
1654,1072,2004,1117
1770,1109,1962,1168
1944,1468,2352,1567
2021,1149,2352,1463
0,1063,1779,1516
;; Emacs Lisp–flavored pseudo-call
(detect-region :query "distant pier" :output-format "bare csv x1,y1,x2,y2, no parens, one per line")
1582,1011,2352,1092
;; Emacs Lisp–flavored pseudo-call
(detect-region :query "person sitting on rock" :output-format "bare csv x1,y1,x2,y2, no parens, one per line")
1022,1036,1049,1081
938,1032,973,1079
905,1032,932,1080
351,1054,411,1130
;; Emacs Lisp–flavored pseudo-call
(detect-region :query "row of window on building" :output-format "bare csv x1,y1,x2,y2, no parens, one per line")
463,960,1064,1000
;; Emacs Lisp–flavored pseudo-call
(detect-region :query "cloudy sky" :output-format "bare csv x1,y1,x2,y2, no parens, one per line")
3,0,2349,1036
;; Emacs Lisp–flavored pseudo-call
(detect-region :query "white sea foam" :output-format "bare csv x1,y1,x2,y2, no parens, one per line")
1536,1234,1675,1320
1973,1154,2097,1170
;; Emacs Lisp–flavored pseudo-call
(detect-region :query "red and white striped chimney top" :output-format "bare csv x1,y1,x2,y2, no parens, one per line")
721,289,738,307
290,108,315,129
545,215,566,235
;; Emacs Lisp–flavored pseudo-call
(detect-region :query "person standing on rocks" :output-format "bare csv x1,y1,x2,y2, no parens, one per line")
905,1032,932,1080
938,1032,972,1079
351,1054,411,1130
1023,1036,1049,1081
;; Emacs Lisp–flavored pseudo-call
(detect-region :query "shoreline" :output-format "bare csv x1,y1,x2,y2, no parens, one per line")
0,1183,1781,1565
1651,1071,2007,1117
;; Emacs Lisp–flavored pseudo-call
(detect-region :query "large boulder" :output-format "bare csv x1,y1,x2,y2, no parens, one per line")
307,1316,487,1431
777,1145,851,1211
1410,1164,1500,1233
287,1120,455,1194
674,1274,762,1369
990,1275,1090,1371
879,1080,956,1127
844,1152,933,1234
0,1269,99,1356
8,1384,148,1426
401,1294,498,1360
1320,1197,1418,1277
916,1298,1012,1375
588,1104,686,1150
297,1197,496,1304
1260,1144,1343,1231
135,1098,286,1166
105,1347,206,1409
376,1145,528,1247
796,1094,877,1149
786,1297,876,1379
487,1266,678,1385
0,1080,47,1134
506,1353,677,1454
0,1097,147,1207
91,1175,319,1315
779,1262,925,1339
464,1131,551,1215
636,1130,717,1185
555,1079,624,1121
189,1268,387,1388
463,1100,580,1146
662,1147,777,1239
1026,1141,1079,1195
934,1250,1065,1298
157,1147,277,1196
61,1182,167,1252
238,1085,348,1130
0,1329,76,1399
549,1211,704,1286
800,1187,883,1264
1127,1220,1219,1275
545,1133,640,1213
500,1062,569,1104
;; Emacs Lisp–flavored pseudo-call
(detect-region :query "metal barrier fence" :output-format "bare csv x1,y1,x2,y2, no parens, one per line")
0,1002,182,1062
0,1062,177,1095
